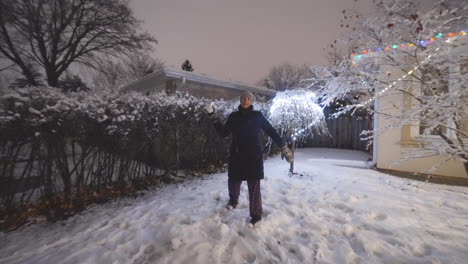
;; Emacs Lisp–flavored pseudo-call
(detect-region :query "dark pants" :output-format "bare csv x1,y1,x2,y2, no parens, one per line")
228,178,262,218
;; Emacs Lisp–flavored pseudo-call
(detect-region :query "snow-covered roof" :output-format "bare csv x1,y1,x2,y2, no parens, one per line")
120,68,276,97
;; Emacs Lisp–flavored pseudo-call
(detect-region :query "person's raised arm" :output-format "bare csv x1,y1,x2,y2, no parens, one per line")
205,102,232,137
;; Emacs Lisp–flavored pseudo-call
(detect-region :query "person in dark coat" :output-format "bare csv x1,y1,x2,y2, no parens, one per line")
205,91,293,226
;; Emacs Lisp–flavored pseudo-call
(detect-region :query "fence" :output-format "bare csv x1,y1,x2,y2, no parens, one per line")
305,115,373,152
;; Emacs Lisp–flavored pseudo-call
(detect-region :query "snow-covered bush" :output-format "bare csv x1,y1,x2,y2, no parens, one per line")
1,86,79,137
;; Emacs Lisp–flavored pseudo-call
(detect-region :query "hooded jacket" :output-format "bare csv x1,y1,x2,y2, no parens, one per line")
212,105,284,180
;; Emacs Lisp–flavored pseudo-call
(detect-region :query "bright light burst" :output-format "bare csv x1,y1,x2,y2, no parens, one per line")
269,89,328,141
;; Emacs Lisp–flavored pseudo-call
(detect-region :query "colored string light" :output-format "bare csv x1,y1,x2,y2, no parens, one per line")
353,31,466,109
351,30,467,63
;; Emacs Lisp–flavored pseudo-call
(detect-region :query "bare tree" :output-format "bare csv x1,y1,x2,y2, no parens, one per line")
0,62,14,72
262,62,313,91
92,52,165,91
0,0,156,88
325,39,358,68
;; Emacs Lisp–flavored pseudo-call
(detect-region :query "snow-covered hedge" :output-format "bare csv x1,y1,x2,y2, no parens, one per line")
0,87,276,218
0,87,269,141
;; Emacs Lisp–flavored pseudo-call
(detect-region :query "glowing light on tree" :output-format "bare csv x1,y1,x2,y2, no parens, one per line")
269,89,328,174
269,89,328,141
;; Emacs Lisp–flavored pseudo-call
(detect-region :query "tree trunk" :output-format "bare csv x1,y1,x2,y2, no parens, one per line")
463,154,468,175
47,71,60,87
289,139,296,174
19,66,40,86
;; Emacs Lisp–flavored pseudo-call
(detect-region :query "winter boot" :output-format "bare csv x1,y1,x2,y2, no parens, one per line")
248,215,262,227
226,199,238,210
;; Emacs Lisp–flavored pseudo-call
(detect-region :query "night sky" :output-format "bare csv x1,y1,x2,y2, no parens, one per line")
130,0,374,85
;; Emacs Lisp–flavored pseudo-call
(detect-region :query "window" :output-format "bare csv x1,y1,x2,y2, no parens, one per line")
459,58,468,138
419,65,449,136
400,53,467,146
460,58,468,75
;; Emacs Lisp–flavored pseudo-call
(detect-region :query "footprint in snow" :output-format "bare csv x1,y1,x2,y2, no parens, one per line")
410,243,432,257
371,213,387,221
345,195,360,203
131,244,155,264
180,216,195,225
333,203,354,213
382,236,404,248
333,216,347,225
349,236,367,256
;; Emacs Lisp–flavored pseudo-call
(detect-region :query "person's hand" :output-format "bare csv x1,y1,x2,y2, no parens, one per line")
281,146,293,163
204,102,216,114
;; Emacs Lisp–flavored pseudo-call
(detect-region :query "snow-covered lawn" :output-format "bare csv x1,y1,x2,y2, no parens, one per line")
1,148,467,264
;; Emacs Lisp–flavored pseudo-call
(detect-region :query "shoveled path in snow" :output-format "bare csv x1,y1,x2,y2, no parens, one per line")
1,148,468,264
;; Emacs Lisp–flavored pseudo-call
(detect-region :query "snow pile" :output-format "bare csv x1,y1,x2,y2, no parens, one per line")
1,148,467,264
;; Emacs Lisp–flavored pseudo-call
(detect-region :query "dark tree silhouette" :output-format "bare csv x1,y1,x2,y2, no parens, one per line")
0,0,156,88
181,60,194,72
57,74,89,92
92,52,164,90
263,62,312,91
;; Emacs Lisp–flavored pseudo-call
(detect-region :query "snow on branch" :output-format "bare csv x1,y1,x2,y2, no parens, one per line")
269,89,328,141
318,0,468,173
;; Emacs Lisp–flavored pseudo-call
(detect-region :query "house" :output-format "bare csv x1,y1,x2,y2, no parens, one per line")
360,31,468,182
120,68,276,100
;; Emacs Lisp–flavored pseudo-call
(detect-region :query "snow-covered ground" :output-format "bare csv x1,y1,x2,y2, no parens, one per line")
1,148,467,264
